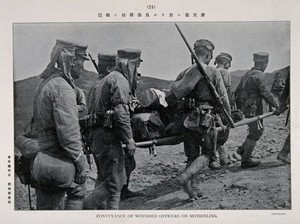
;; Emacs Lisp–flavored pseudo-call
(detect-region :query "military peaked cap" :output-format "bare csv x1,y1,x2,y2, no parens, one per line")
216,52,232,62
253,52,269,62
194,39,215,52
98,53,117,64
117,48,143,62
55,39,89,60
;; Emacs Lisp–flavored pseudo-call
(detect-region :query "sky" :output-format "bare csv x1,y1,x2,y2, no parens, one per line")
13,22,290,81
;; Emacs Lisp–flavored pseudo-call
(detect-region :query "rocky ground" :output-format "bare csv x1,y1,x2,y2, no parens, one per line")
15,112,291,210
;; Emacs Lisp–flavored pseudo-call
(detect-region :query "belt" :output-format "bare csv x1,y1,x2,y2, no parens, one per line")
80,113,106,129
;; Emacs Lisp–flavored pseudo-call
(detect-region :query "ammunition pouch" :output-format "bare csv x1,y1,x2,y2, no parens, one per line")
244,101,258,118
183,104,214,134
80,110,114,130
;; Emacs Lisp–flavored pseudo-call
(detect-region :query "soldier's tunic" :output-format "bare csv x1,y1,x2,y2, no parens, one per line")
219,68,234,107
86,70,133,209
217,68,232,145
86,75,105,115
31,70,86,209
240,68,278,140
172,63,230,162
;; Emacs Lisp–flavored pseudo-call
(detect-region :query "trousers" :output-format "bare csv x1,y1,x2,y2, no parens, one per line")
88,127,126,209
36,182,86,210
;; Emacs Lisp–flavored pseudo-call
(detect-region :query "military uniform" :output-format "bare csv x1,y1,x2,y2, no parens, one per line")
30,39,89,210
83,49,141,209
86,53,117,116
214,52,233,166
236,52,278,168
172,39,231,199
173,63,230,163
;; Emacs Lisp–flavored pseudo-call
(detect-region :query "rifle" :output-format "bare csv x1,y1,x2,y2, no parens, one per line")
88,53,100,75
175,23,235,128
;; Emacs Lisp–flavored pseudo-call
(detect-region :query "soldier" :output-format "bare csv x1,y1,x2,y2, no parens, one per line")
235,52,279,168
168,39,231,199
85,53,142,203
275,73,290,164
121,55,144,201
86,53,117,115
29,39,89,209
82,49,141,209
214,52,233,166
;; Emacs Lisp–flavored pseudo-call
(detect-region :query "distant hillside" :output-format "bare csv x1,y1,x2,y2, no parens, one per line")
230,66,290,91
230,70,248,91
14,66,289,137
14,70,174,137
136,76,174,98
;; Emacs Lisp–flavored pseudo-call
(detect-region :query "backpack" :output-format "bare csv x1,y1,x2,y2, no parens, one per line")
235,73,251,110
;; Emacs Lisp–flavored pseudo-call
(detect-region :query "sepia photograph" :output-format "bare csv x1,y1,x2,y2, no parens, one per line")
13,21,290,210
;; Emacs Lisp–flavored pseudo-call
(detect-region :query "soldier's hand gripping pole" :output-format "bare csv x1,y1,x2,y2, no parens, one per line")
175,23,235,128
88,53,100,75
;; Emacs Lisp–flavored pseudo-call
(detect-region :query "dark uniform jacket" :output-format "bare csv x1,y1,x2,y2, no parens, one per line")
173,63,231,114
237,68,278,116
87,71,133,143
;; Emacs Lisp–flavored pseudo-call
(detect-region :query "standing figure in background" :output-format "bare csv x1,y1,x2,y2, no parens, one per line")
214,52,233,166
82,49,141,209
86,53,117,114
235,52,278,169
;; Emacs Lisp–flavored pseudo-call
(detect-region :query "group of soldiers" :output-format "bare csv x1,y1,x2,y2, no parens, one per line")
17,35,290,210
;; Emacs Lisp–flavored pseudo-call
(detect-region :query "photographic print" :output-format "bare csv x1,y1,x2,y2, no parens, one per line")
13,21,290,210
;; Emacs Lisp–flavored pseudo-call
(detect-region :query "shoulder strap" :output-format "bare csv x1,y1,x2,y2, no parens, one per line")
242,72,252,89
29,73,62,131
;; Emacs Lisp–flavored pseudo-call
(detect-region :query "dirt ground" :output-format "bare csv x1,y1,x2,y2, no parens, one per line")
15,112,291,210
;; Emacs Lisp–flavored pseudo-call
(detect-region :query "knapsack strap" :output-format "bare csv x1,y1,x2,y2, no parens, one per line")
29,72,63,132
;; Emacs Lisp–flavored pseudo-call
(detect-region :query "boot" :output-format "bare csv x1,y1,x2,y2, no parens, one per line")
241,138,261,169
176,155,209,186
218,146,230,166
208,152,221,170
277,153,290,164
277,135,290,164
237,146,253,158
182,180,202,201
120,176,144,201
120,187,144,201
208,161,221,170
82,183,109,209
